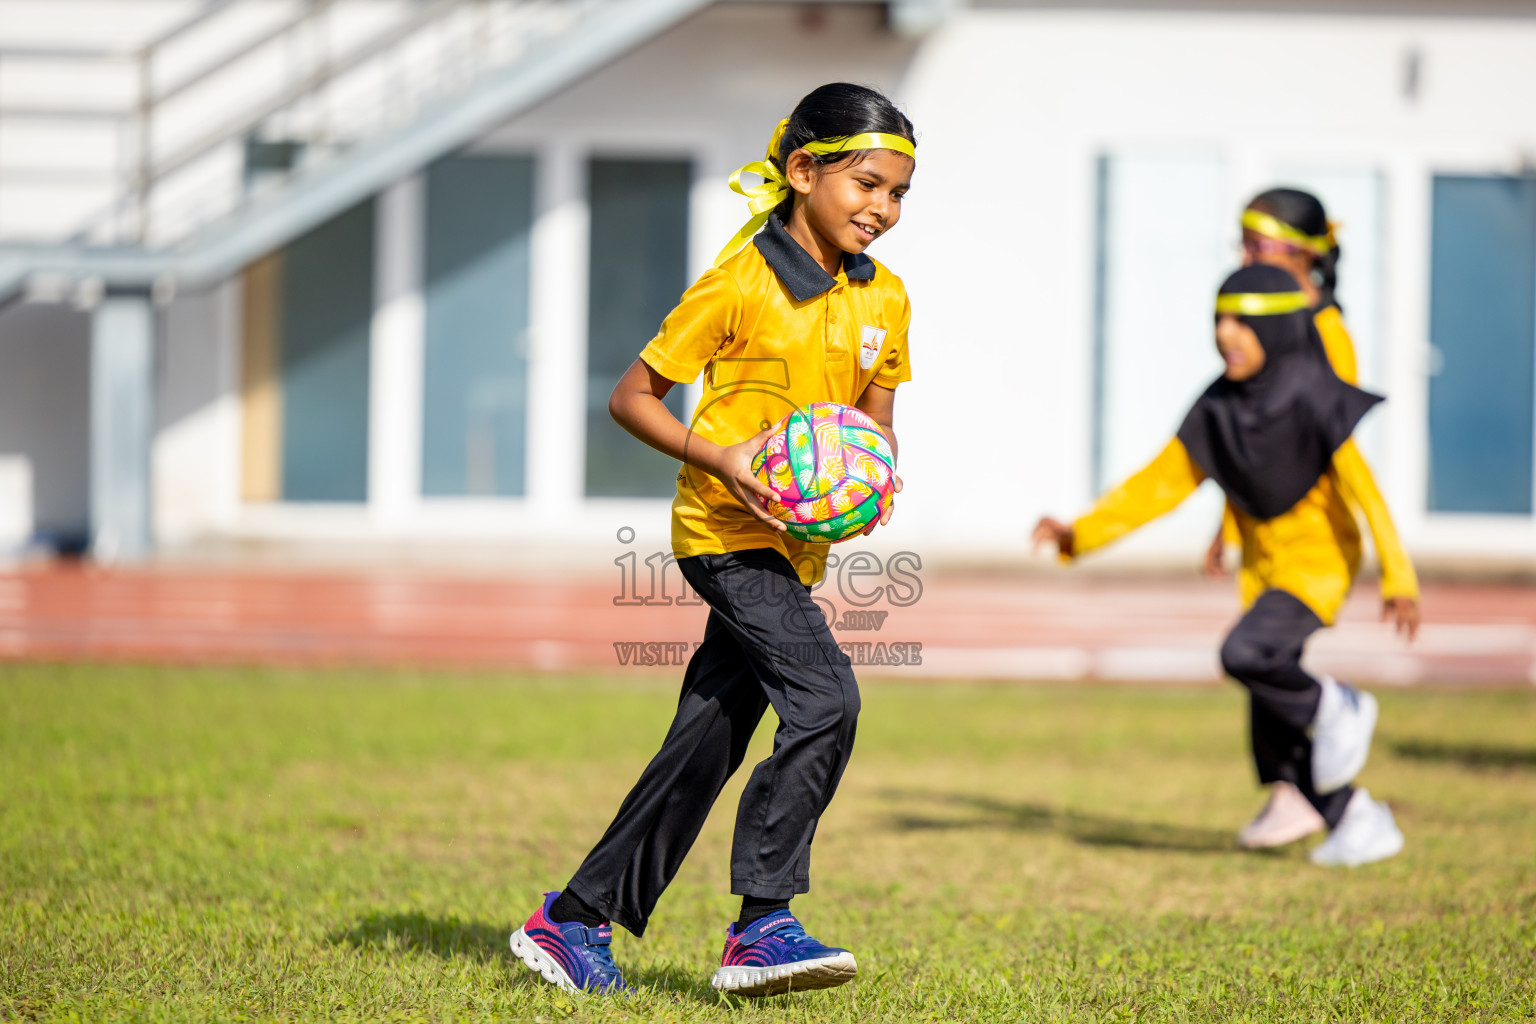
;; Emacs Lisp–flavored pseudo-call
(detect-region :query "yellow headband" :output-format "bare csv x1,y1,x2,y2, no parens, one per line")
1241,208,1335,256
1215,290,1312,316
714,118,916,266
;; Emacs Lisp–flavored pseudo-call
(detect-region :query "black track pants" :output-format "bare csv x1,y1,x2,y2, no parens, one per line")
567,548,860,936
1219,588,1354,829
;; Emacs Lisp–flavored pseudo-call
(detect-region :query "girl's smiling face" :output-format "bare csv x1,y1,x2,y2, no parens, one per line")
1216,314,1267,381
785,147,914,257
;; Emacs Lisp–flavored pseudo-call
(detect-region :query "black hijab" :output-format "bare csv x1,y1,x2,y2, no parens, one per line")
1176,265,1381,521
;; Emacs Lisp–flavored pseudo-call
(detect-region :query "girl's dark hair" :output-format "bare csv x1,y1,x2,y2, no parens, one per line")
1248,187,1341,311
770,83,915,221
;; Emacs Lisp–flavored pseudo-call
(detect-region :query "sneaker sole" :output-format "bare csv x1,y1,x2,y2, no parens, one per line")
1237,816,1326,849
1309,825,1404,867
510,927,579,993
711,952,858,997
1314,690,1378,794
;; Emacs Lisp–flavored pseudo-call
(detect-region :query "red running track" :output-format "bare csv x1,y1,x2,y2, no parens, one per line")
1,564,1533,687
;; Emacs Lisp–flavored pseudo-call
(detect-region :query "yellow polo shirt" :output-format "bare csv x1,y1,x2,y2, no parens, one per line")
639,215,912,585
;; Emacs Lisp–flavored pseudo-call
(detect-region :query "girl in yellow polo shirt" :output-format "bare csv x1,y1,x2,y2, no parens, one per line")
1034,265,1419,868
510,83,915,998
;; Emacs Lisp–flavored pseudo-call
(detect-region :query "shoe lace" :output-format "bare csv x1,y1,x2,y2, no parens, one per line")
770,921,813,947
584,941,622,979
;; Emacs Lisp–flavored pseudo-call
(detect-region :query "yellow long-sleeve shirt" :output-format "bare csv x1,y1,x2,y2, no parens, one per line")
1075,436,1418,625
1314,305,1358,386
1221,304,1360,546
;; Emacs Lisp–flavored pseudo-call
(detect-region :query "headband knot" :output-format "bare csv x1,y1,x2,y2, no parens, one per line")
765,118,790,165
713,119,916,266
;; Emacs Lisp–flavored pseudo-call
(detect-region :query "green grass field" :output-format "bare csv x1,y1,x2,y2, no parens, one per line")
3,664,1534,1022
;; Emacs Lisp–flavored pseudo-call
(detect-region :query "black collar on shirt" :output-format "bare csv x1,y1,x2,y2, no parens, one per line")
754,215,875,303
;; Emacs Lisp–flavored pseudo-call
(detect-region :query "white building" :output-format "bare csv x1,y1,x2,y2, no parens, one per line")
3,0,1536,571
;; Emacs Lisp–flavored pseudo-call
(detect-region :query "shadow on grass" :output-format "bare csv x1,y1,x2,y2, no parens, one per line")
879,791,1240,853
626,964,720,1004
1391,739,1536,771
333,913,722,1003
333,912,511,964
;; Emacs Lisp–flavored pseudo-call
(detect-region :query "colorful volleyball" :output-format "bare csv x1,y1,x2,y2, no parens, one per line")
750,402,895,543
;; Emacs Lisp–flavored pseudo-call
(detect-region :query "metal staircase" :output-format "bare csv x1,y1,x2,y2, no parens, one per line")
0,0,712,303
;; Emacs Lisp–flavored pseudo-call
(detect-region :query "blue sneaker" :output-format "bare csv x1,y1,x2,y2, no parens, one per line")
510,892,628,994
710,911,858,997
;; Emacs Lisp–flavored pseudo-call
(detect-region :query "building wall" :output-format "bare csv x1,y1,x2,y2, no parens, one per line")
478,1,1536,567
882,5,1536,565
205,1,925,561
154,280,241,546
18,1,1536,568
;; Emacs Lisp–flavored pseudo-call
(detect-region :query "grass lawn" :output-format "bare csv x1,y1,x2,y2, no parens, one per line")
2,663,1534,1022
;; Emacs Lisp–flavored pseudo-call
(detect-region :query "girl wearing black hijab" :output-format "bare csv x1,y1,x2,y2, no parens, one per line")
1033,265,1419,867
1207,188,1362,572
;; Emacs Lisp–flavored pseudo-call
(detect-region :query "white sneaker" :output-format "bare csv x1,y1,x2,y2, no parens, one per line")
1308,789,1404,867
1311,676,1378,794
1237,781,1327,849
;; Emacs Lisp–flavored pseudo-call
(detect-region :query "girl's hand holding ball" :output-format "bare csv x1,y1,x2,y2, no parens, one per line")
707,427,788,532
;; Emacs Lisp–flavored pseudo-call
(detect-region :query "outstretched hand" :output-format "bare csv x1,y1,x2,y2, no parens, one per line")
1031,517,1075,558
1383,596,1420,643
708,427,787,532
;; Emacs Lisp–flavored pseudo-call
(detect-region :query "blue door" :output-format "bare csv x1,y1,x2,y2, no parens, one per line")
1427,175,1536,514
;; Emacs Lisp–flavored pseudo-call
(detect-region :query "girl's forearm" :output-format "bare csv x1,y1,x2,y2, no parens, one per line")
1072,438,1203,557
855,383,899,465
1332,440,1419,601
609,361,783,529
864,413,898,465
610,385,724,476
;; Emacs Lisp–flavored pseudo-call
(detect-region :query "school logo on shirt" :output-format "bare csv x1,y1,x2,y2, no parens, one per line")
859,325,887,370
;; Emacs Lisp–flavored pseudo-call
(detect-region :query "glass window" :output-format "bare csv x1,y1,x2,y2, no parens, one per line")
1091,151,1228,539
1094,152,1230,492
1427,175,1536,514
280,200,374,502
422,154,535,497
585,158,690,498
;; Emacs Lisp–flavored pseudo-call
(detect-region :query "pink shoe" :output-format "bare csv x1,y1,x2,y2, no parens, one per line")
1237,782,1326,849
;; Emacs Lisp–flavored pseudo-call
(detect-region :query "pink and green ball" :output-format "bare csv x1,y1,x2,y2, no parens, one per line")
750,402,895,543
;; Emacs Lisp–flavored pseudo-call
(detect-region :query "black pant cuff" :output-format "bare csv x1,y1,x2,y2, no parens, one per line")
565,878,647,938
731,878,810,900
